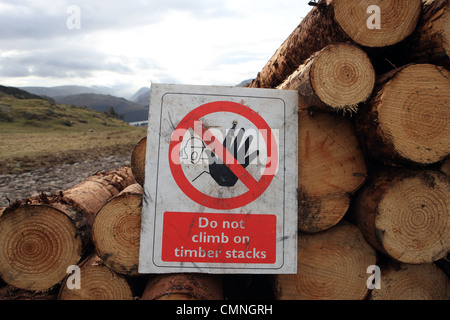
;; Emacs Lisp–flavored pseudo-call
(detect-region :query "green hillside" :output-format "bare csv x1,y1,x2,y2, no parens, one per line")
0,90,146,174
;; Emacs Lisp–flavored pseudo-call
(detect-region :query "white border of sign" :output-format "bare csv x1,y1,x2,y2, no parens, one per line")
139,83,298,274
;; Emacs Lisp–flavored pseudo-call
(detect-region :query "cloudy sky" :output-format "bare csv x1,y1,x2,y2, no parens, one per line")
0,0,312,98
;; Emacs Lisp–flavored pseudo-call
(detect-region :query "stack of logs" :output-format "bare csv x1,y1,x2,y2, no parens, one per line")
0,165,224,300
248,0,450,300
0,0,449,300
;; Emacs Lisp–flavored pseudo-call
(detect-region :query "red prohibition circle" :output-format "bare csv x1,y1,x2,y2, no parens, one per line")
168,101,278,210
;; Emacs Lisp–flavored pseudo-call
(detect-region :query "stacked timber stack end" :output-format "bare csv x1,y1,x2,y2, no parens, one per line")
0,166,136,294
249,0,449,300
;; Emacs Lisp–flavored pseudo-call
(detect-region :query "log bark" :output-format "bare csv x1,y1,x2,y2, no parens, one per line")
131,136,146,187
278,43,375,113
92,183,143,276
388,0,450,71
298,110,367,233
354,169,450,264
0,285,58,300
247,0,421,89
58,255,134,300
0,166,135,291
140,274,223,300
356,63,450,166
408,0,450,68
273,222,377,300
369,261,450,300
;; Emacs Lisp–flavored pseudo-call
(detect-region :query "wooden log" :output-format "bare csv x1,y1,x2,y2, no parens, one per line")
278,43,375,113
273,222,377,300
392,0,450,70
354,169,450,264
0,285,57,300
0,166,135,291
298,110,367,233
334,0,421,47
247,0,421,89
369,262,450,300
92,183,143,276
408,0,450,69
131,136,146,187
441,157,450,175
356,64,450,166
58,255,133,300
140,274,223,300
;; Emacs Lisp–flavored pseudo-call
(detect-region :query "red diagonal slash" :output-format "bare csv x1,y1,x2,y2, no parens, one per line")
195,121,259,191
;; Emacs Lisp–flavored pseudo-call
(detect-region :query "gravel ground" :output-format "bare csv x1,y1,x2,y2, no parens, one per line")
0,154,131,208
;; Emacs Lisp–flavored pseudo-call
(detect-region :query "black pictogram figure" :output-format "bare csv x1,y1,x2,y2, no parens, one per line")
205,123,259,187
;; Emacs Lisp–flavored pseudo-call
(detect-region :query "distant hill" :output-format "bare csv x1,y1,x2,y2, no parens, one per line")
132,88,150,106
0,85,47,101
20,85,103,99
55,93,148,123
0,88,132,129
236,79,253,87
130,87,150,103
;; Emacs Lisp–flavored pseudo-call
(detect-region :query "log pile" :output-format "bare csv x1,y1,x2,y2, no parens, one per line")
0,163,224,300
1,0,449,301
252,0,450,300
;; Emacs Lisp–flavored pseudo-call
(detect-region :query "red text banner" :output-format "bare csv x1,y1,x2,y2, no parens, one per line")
162,212,276,264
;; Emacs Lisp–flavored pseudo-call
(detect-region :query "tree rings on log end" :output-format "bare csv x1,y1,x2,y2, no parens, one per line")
376,64,450,165
356,170,450,264
274,223,377,300
369,263,450,300
334,0,422,47
310,44,375,111
59,264,133,300
0,205,82,291
92,184,143,276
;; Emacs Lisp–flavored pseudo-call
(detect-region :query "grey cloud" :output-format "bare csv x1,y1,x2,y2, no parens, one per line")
0,45,136,78
0,0,231,40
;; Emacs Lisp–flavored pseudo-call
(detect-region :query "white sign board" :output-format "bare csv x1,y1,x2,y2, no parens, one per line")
139,83,298,274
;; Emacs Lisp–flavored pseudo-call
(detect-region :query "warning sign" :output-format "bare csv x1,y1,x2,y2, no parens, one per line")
139,83,298,274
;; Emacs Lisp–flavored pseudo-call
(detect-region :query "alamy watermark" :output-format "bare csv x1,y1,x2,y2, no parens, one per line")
66,5,81,30
66,265,81,289
366,265,381,290
367,5,381,30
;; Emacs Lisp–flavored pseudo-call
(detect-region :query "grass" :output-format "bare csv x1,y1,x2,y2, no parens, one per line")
0,93,147,173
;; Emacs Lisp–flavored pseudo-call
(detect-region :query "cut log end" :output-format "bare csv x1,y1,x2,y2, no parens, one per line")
92,184,143,276
274,223,377,300
310,44,375,111
360,64,450,165
356,170,450,264
141,274,223,300
380,64,450,164
0,205,82,291
299,110,367,196
298,110,366,233
334,0,422,47
369,263,450,300
298,191,350,233
59,264,133,300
